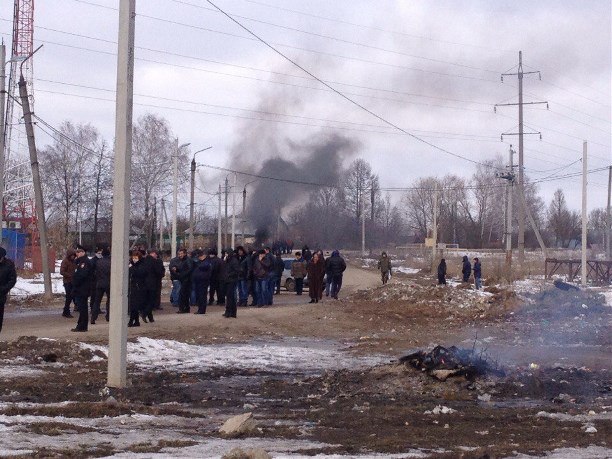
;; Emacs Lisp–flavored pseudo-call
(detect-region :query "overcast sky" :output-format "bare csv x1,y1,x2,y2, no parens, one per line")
2,0,610,214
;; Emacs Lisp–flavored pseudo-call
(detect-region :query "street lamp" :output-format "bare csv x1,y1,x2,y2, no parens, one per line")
189,146,212,250
172,141,190,258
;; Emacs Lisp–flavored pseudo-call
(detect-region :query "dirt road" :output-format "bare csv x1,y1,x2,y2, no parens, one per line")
1,265,381,343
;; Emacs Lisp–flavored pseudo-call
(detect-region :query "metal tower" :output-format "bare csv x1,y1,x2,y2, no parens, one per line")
4,0,35,225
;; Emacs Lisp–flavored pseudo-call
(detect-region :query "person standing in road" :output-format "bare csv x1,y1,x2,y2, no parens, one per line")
473,257,482,290
174,248,194,314
273,252,284,295
437,258,447,285
461,255,471,283
236,246,249,307
252,249,270,307
92,247,111,323
377,251,392,285
291,251,306,296
222,249,242,318
60,249,77,318
149,248,165,311
128,250,147,327
0,247,17,335
71,245,93,332
192,249,211,314
306,251,325,303
207,249,222,305
327,250,347,299
168,251,181,307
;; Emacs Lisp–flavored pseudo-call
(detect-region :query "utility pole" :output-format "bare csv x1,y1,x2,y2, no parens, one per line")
18,49,51,299
497,145,516,278
606,166,611,260
188,156,195,251
231,173,236,249
107,0,135,389
581,141,587,286
224,176,229,250
432,184,438,268
0,43,6,242
152,196,157,248
496,51,547,266
217,184,222,255
171,139,179,258
361,191,365,256
159,197,164,252
241,186,246,245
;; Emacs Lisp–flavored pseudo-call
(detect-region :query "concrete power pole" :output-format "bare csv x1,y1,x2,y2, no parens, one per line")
107,0,135,389
241,187,246,245
188,156,195,251
171,139,179,258
496,51,547,266
231,173,236,249
0,44,6,242
361,190,365,256
224,176,229,249
159,197,164,252
581,141,587,286
217,184,222,255
18,57,52,299
431,184,439,269
606,166,611,260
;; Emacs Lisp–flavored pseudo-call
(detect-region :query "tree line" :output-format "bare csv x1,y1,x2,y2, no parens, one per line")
36,113,607,252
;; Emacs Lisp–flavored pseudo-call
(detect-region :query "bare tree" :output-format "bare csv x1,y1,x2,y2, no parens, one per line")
547,189,579,247
343,158,378,221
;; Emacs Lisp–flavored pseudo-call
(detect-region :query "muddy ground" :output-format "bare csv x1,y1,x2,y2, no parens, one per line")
0,264,610,458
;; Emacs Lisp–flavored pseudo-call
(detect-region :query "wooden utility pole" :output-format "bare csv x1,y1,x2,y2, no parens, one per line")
108,0,135,389
241,187,246,245
18,50,51,300
189,156,195,251
224,176,229,249
432,184,439,268
159,197,164,252
217,184,222,255
581,141,587,286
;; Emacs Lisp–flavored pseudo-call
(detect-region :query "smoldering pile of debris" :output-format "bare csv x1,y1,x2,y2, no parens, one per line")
399,345,505,381
521,282,608,318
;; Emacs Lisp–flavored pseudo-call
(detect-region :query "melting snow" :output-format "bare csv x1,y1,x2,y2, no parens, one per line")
12,272,65,297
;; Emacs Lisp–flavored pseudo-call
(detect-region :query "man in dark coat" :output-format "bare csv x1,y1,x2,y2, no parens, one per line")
377,252,392,285
207,249,222,305
0,247,17,335
173,248,194,313
273,252,285,295
473,257,482,290
142,249,164,323
437,258,447,285
327,250,347,299
72,245,93,332
149,249,165,311
60,249,77,318
92,247,111,323
223,249,242,318
291,251,307,296
128,250,147,327
252,249,270,307
461,255,471,283
88,246,103,321
192,249,211,314
236,246,249,306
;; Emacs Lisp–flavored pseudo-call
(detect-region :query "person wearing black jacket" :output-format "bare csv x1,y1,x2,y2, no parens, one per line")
92,247,111,323
0,247,17,335
437,258,447,285
174,248,194,313
461,255,471,283
128,250,147,327
192,250,211,314
223,249,242,318
327,250,347,299
217,250,228,305
236,246,249,306
207,250,222,305
273,252,285,295
149,249,165,311
72,246,93,332
141,249,162,323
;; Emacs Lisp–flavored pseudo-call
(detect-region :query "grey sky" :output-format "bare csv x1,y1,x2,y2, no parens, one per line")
3,0,610,214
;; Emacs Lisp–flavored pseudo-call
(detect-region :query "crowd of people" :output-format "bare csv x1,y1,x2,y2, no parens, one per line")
56,243,347,332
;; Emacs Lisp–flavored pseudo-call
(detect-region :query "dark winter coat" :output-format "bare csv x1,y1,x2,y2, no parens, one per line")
192,258,212,284
291,258,307,279
307,258,325,299
273,255,285,277
252,256,271,280
128,259,148,305
169,257,181,281
224,254,242,283
238,254,250,281
72,255,93,297
60,250,77,284
302,246,312,262
208,256,222,283
95,255,111,289
378,254,391,273
437,260,447,277
0,258,17,298
173,256,194,284
461,256,471,281
473,261,482,278
326,251,347,276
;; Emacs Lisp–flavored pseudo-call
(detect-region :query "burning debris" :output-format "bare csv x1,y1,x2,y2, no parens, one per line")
399,345,505,381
